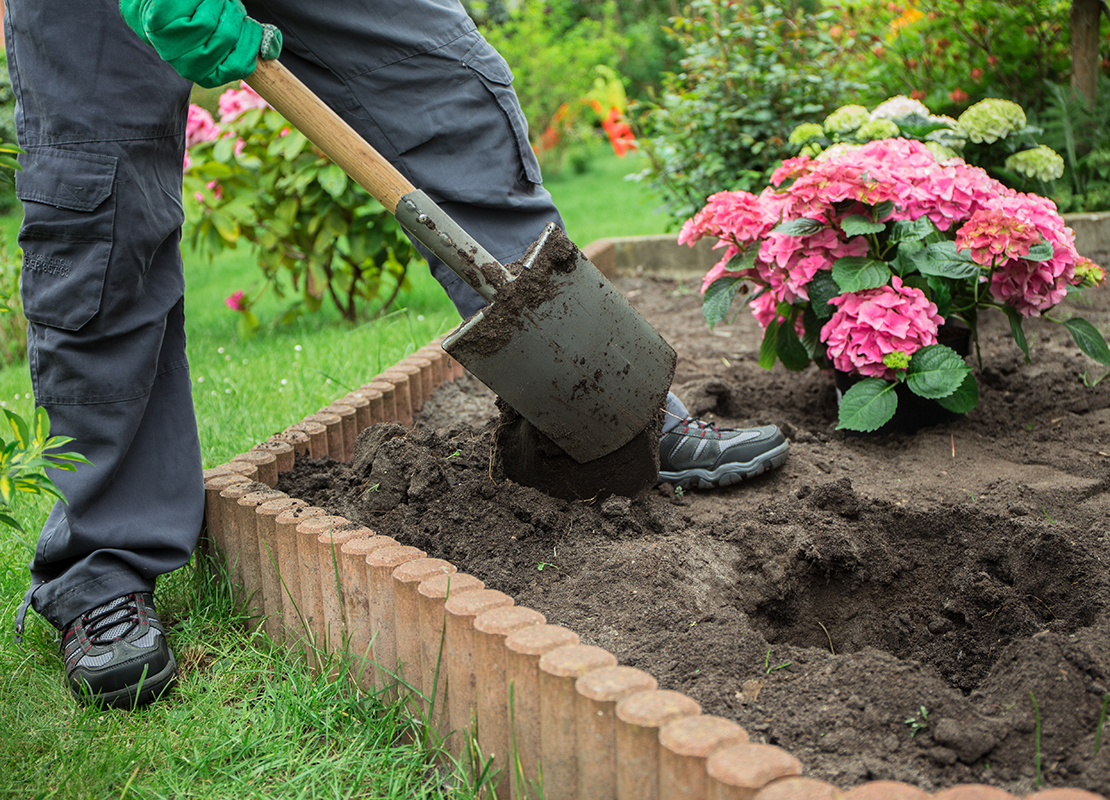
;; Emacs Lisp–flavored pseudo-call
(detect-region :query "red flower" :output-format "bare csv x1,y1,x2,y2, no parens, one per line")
970,68,983,81
600,108,637,157
948,87,969,104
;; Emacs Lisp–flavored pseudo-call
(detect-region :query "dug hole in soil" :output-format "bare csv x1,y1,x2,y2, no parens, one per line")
281,250,1110,795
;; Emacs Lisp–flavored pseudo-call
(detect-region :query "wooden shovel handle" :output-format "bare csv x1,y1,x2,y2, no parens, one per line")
245,58,414,215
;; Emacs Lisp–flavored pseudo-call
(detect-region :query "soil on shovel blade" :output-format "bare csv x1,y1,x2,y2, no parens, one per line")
280,255,1110,795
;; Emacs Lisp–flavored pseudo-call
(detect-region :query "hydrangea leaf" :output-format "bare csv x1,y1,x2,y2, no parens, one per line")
808,271,840,320
936,372,979,413
776,317,811,372
837,379,898,432
905,344,970,399
889,218,935,244
832,257,892,293
1024,241,1054,262
1063,317,1110,367
702,276,744,330
759,318,780,370
912,241,981,280
773,218,824,236
1004,306,1031,364
840,215,886,238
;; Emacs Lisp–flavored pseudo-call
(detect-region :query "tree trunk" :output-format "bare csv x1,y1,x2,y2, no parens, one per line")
1071,0,1102,106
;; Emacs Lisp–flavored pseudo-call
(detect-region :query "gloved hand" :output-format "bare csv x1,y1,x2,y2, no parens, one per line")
119,0,282,88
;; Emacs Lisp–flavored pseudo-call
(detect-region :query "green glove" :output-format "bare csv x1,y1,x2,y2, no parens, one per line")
119,0,282,89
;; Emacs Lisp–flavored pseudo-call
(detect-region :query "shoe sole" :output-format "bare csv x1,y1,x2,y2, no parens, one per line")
659,441,790,490
76,655,179,711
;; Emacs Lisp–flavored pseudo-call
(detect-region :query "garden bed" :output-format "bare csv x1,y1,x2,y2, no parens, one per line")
272,249,1110,795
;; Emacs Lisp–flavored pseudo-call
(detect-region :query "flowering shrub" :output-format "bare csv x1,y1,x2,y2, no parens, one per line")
184,84,420,324
791,96,1064,191
683,137,1110,432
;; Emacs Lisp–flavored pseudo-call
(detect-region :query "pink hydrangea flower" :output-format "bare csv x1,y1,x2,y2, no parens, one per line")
955,208,1040,265
821,276,943,379
218,82,270,123
680,191,774,249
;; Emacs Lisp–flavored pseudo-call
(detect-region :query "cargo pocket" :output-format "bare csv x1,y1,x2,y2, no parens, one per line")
17,148,118,331
462,40,543,186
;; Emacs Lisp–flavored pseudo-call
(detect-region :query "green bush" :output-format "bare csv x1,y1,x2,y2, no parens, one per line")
184,87,421,325
0,243,27,367
839,0,1077,117
477,0,628,173
631,0,868,225
1040,77,1110,212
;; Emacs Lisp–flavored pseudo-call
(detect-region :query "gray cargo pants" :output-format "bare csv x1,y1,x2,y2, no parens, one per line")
7,0,562,631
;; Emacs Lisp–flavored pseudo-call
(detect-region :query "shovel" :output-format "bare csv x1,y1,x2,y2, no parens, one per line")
246,59,675,464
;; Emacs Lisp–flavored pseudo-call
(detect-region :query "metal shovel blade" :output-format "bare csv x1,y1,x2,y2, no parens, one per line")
442,224,677,464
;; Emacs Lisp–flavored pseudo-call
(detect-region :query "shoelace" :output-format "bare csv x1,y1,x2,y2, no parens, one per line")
678,417,724,439
82,595,141,644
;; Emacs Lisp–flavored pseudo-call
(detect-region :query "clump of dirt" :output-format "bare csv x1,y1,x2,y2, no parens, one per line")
280,265,1110,795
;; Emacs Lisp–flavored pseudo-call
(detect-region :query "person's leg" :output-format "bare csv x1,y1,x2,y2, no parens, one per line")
7,0,201,706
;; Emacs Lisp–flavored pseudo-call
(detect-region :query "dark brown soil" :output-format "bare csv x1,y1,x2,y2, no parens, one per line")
280,258,1110,795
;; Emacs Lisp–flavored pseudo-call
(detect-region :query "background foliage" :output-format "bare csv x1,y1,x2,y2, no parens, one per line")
630,0,869,223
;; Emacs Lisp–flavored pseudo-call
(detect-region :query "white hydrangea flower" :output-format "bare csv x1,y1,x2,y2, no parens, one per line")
824,104,870,134
856,118,900,141
870,95,931,120
789,122,825,145
1005,145,1065,181
956,98,1027,144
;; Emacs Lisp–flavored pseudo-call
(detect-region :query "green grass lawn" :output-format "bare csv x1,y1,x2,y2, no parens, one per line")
0,143,668,799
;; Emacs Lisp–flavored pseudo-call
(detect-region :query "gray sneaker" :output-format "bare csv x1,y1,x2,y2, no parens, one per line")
659,418,789,490
61,593,177,710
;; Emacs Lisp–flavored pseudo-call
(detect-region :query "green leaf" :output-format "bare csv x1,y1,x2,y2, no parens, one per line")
759,318,780,370
888,218,935,244
871,200,895,222
318,164,349,199
702,277,744,330
773,218,824,236
904,345,970,399
807,271,840,320
837,378,898,432
936,372,979,413
32,407,51,447
913,241,981,280
832,257,892,293
4,410,29,450
1062,317,1110,367
1004,306,1031,364
1024,241,1054,262
840,215,886,237
0,512,23,532
776,316,810,371
0,475,12,505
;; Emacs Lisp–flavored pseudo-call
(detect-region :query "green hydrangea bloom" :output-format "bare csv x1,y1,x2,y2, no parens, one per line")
924,141,960,162
883,351,911,371
956,98,1027,144
856,118,900,142
1004,145,1065,182
824,105,870,135
789,123,825,145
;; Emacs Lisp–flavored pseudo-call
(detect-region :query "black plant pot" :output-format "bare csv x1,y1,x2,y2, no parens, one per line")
833,323,971,435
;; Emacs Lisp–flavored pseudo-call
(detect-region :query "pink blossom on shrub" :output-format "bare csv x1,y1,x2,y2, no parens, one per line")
980,191,1078,316
821,277,943,379
759,227,869,303
955,207,1040,265
218,82,270,124
225,290,247,311
186,105,220,147
679,190,773,248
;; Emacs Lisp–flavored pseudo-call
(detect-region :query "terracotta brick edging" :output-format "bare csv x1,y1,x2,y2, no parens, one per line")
200,337,1109,800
